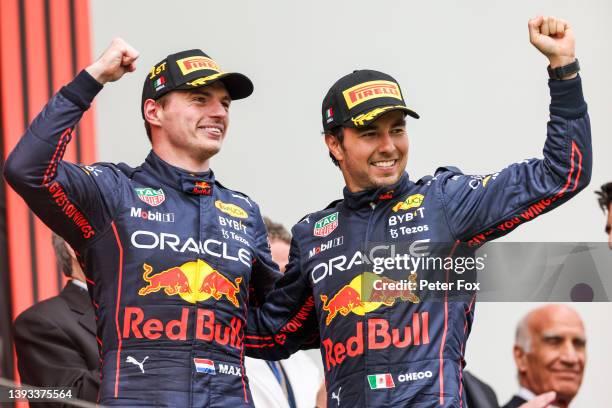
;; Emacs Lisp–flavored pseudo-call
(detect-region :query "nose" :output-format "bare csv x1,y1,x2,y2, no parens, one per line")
559,341,580,365
378,131,396,154
209,98,228,118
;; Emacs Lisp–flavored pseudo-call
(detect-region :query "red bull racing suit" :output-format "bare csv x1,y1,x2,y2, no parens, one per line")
245,76,591,407
4,70,289,407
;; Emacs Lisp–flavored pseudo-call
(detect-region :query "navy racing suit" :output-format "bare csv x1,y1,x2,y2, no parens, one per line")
244,76,591,407
4,70,286,407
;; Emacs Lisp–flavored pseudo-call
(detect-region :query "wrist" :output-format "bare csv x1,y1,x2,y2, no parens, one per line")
85,63,108,85
547,58,579,81
548,56,576,69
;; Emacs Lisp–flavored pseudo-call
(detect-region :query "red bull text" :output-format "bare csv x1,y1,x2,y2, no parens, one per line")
322,312,429,371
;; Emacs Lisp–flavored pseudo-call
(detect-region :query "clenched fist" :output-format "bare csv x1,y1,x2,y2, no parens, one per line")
528,16,576,71
86,38,140,84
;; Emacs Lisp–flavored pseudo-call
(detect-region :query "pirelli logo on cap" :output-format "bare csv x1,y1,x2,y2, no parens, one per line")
342,80,402,109
177,56,220,75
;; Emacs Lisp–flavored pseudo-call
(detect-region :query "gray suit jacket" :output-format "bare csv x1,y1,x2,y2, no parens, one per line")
14,282,99,406
463,370,500,408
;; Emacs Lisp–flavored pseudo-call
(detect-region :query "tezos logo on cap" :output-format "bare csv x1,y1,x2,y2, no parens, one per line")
342,80,402,109
313,212,339,237
135,188,166,207
176,56,220,75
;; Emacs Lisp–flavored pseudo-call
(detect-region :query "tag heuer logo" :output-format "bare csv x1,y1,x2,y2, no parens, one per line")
313,212,339,237
135,188,166,207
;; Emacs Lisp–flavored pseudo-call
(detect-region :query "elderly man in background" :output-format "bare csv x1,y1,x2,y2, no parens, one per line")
503,305,586,408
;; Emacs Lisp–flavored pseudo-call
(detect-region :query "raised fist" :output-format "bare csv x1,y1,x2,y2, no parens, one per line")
86,38,140,84
528,16,576,68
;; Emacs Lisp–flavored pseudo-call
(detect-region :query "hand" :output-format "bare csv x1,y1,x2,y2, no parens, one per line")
315,381,327,408
528,16,576,69
85,38,139,84
519,391,556,408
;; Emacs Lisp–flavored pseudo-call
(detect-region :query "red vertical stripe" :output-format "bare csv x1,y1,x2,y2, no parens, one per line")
111,222,124,398
438,240,460,405
1,0,34,317
48,0,76,163
24,0,57,301
1,0,32,389
73,0,97,164
570,141,583,192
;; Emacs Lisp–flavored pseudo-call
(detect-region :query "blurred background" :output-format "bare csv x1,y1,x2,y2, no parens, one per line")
1,0,610,406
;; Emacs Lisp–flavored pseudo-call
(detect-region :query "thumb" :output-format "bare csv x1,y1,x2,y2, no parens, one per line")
528,15,543,41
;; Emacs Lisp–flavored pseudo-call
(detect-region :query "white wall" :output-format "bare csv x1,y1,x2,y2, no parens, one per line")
91,1,612,406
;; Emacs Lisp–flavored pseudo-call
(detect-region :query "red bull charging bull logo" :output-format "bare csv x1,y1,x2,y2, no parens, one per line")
320,272,420,326
138,259,241,307
192,181,212,195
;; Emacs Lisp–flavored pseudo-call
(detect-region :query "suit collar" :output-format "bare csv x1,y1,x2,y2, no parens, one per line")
342,172,413,210
142,150,216,195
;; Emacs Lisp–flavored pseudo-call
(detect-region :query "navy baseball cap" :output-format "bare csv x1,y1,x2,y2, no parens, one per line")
322,69,419,131
142,49,253,117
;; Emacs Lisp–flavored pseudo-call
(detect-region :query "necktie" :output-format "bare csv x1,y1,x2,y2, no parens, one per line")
266,361,297,408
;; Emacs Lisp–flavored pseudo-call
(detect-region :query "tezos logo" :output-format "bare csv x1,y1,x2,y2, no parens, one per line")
313,212,339,237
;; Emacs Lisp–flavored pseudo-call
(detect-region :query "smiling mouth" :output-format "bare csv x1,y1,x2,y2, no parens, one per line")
371,160,397,168
199,126,223,134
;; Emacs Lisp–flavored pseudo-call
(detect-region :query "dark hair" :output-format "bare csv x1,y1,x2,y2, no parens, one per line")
263,216,291,244
143,94,169,142
596,182,612,212
51,233,72,277
324,126,344,167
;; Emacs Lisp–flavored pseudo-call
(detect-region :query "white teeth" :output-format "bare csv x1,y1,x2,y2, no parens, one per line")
202,127,222,135
372,160,395,168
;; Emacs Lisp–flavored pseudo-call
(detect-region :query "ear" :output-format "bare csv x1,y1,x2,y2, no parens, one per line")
514,345,528,374
143,98,163,128
63,240,76,259
325,132,344,163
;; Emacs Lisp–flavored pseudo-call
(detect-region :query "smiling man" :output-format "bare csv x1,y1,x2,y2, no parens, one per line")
245,16,592,407
4,39,282,407
504,305,586,408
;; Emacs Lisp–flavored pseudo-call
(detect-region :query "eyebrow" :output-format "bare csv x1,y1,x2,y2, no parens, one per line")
541,333,587,344
191,88,231,103
359,118,407,132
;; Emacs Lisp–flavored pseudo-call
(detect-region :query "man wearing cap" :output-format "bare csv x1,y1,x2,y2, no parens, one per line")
245,16,591,407
4,38,286,406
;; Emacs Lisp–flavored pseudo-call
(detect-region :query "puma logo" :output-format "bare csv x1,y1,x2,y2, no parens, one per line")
331,386,341,406
126,356,149,373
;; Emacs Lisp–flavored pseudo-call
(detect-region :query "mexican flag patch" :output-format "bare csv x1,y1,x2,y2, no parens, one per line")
367,373,395,389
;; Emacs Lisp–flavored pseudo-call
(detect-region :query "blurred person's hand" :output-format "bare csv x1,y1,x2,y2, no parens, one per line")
315,380,326,408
